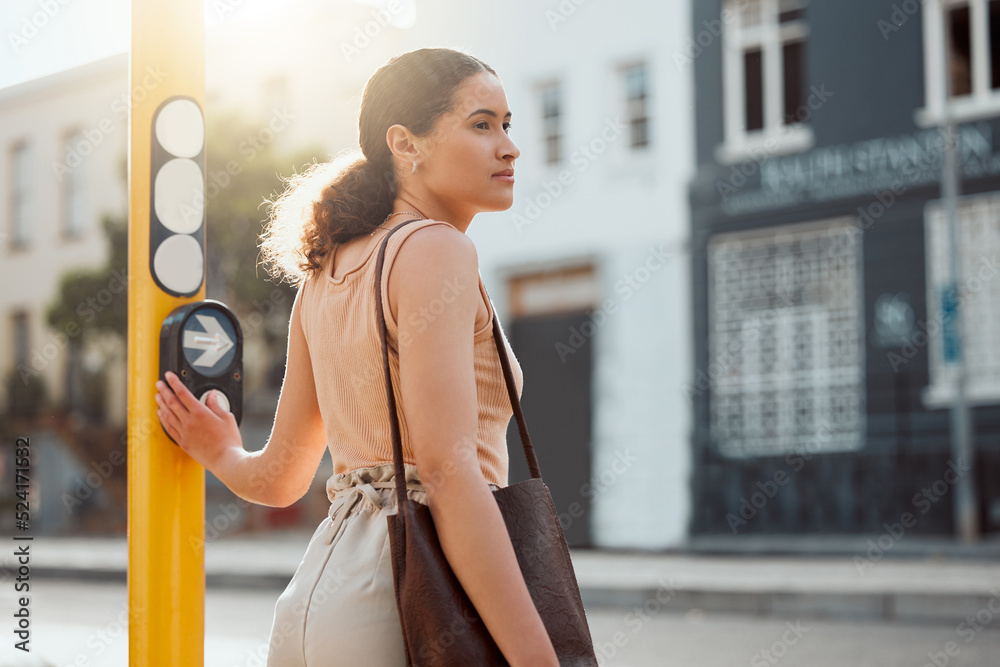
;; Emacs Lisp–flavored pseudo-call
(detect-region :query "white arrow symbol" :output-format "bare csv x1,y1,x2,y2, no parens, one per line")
183,314,234,368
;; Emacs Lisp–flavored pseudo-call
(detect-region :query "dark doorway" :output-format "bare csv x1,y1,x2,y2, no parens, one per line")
505,310,594,547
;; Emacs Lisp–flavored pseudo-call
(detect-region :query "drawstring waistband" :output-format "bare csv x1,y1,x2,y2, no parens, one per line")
320,461,501,546
322,462,428,546
324,481,397,545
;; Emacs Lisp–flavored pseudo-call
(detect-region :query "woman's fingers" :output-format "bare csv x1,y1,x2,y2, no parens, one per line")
157,407,183,442
158,402,178,427
165,371,200,412
164,423,183,447
155,374,239,464
156,385,188,419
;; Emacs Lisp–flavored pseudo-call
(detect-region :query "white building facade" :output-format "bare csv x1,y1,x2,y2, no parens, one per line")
1,0,694,549
0,54,129,426
406,0,695,548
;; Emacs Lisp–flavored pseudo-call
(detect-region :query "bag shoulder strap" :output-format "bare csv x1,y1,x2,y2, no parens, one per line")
373,219,543,512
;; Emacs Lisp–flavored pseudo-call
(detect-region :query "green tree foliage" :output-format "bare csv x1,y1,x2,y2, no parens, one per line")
44,111,323,373
46,215,128,340
204,109,322,348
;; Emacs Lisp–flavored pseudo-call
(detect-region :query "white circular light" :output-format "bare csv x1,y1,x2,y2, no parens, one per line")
153,234,204,294
200,390,231,413
155,99,205,158
154,158,204,233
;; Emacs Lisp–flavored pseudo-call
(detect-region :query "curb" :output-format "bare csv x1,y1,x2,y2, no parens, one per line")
579,586,1000,625
8,565,292,590
8,564,997,626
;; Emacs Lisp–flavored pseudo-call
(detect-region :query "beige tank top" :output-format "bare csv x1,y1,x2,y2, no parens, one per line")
296,219,524,487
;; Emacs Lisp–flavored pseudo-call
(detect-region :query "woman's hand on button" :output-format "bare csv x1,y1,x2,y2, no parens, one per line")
155,371,241,472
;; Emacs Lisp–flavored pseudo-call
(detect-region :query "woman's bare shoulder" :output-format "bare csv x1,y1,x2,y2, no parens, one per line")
388,220,479,320
392,219,478,271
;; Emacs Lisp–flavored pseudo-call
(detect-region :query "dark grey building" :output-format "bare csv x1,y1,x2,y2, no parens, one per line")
688,0,1000,537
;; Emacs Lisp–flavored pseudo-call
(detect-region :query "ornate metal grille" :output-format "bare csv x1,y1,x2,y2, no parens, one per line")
707,218,866,458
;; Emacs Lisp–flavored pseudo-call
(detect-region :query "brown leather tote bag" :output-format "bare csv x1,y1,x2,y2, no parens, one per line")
374,219,599,666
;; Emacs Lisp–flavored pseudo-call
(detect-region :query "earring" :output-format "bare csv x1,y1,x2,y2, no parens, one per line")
411,160,418,174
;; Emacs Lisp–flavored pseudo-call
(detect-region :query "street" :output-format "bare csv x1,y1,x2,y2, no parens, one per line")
4,578,1000,666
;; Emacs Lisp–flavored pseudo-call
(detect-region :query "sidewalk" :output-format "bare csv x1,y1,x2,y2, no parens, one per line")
4,533,999,625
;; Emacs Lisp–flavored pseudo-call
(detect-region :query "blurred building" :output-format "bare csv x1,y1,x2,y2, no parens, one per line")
689,0,1000,538
0,0,417,534
1,0,696,548
0,0,400,429
416,0,695,549
0,55,129,426
206,0,697,549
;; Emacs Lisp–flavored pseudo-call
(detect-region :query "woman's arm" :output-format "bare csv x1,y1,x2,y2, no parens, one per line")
156,286,328,507
392,225,559,667
216,286,328,506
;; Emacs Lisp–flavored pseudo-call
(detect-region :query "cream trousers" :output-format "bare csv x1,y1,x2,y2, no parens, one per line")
264,461,500,666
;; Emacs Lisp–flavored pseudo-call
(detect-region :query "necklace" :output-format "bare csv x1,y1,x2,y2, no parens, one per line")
334,211,428,280
370,210,426,235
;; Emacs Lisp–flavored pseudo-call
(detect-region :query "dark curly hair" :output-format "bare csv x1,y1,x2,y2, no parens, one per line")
259,47,497,286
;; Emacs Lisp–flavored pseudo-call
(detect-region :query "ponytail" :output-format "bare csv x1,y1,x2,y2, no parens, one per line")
258,47,496,286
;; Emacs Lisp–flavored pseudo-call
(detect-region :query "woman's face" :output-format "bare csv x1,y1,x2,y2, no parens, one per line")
412,71,520,220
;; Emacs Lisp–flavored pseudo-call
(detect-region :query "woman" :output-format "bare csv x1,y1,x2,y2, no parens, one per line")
153,47,560,666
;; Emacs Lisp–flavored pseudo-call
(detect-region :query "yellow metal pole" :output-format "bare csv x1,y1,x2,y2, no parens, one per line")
128,0,206,664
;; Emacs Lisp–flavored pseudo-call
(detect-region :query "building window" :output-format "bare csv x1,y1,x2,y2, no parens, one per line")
539,82,562,165
622,62,650,149
62,131,86,239
12,311,30,368
707,218,866,458
950,3,974,96
922,193,1000,406
718,0,812,163
9,143,32,249
918,0,1000,125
